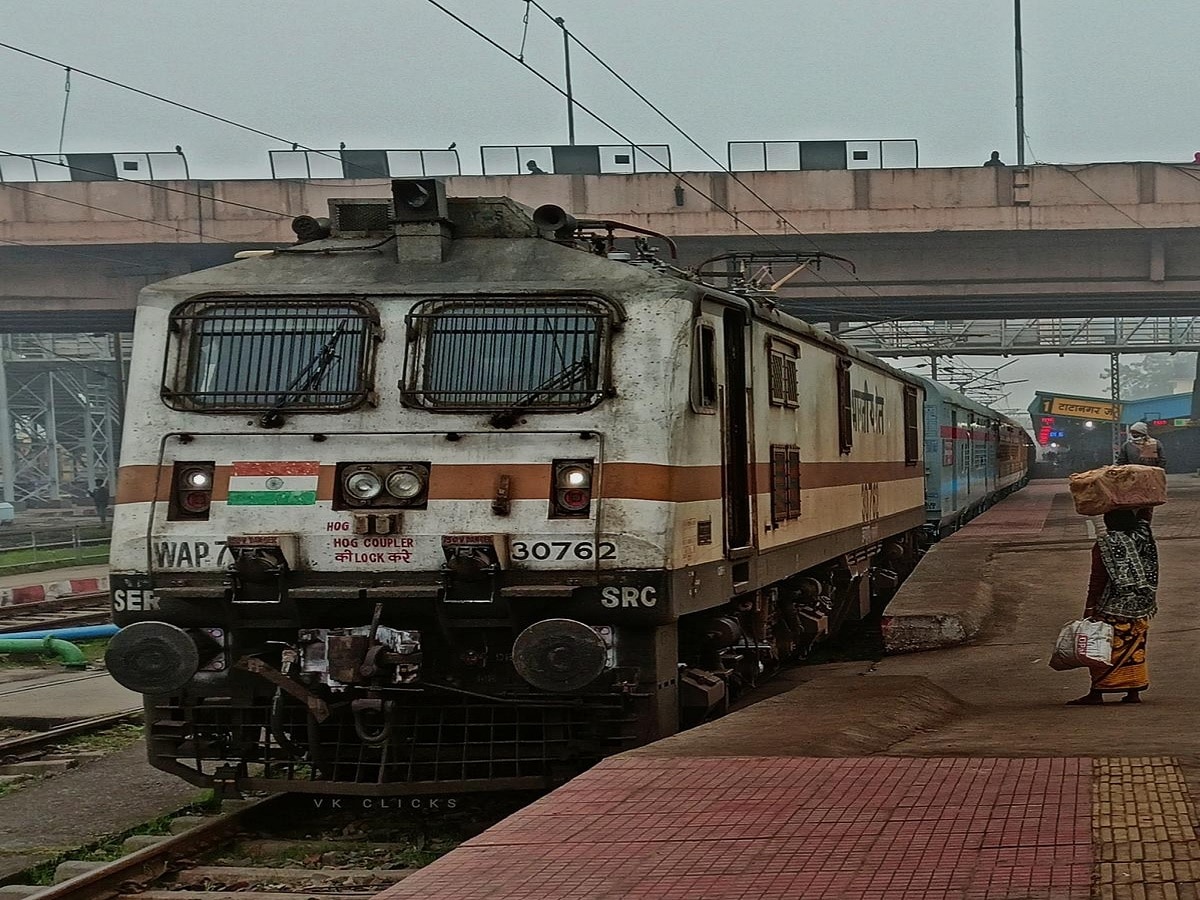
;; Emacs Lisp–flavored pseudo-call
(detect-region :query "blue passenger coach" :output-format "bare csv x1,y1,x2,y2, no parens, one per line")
917,376,1032,537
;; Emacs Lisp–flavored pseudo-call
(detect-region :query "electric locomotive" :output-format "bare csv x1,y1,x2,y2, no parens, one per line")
107,179,944,796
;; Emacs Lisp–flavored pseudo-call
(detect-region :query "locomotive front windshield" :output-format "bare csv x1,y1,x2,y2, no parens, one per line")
166,298,376,411
404,298,609,411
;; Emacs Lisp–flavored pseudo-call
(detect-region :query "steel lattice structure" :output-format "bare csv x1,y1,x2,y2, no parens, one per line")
828,316,1200,357
0,334,128,504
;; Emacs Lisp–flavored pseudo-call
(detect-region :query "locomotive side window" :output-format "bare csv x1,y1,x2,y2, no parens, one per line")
767,338,799,408
836,357,853,454
404,298,610,412
770,444,802,522
903,386,920,465
165,298,377,412
692,322,718,413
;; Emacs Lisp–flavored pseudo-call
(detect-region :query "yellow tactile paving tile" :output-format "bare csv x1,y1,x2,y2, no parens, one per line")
1095,757,1200,899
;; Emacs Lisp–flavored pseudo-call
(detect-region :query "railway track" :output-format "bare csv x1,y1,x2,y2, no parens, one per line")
0,591,110,634
0,709,141,759
15,791,526,900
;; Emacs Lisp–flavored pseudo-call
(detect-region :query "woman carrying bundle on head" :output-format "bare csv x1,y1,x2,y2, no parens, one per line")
1069,508,1158,705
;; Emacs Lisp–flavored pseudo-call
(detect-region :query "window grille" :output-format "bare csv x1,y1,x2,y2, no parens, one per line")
904,386,920,465
404,298,610,411
165,298,377,412
771,444,802,522
836,357,853,454
767,338,799,408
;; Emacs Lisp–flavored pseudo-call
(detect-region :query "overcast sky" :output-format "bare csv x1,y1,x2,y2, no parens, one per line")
5,0,1198,414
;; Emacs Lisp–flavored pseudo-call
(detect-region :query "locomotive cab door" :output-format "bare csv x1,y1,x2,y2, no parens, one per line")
721,308,753,555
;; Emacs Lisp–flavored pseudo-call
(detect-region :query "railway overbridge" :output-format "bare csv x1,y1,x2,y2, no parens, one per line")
3,158,1200,501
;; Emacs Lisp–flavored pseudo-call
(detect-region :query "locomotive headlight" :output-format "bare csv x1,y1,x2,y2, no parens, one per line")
169,461,215,521
386,469,424,500
183,468,211,489
556,465,591,490
344,470,383,501
551,460,595,518
334,461,431,510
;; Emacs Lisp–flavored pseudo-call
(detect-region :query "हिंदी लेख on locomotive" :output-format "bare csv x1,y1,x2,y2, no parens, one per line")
103,179,1031,797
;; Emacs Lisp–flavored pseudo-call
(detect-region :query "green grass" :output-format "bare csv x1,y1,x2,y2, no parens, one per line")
57,722,143,753
0,774,44,800
0,543,109,576
0,638,110,670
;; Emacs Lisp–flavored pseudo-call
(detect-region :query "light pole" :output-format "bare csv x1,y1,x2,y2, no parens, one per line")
554,16,576,145
1014,0,1026,165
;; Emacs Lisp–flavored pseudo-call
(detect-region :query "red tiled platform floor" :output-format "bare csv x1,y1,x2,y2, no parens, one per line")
377,757,1093,900
942,481,1060,542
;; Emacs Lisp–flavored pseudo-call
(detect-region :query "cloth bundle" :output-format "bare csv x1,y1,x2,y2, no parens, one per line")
1068,465,1166,516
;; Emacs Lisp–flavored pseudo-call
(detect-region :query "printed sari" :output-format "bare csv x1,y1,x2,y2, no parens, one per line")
1085,522,1158,693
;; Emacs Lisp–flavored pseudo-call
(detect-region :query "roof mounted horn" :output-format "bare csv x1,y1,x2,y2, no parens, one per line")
532,204,678,258
532,204,578,240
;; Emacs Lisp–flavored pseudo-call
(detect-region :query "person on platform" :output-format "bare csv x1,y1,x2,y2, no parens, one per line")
525,159,547,174
983,150,1005,167
1068,508,1157,705
90,481,110,526
1116,422,1166,468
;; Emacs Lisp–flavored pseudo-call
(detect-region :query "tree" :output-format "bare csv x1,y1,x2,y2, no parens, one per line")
1100,353,1198,400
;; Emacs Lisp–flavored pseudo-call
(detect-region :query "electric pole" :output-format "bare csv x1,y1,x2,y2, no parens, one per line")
554,17,576,145
1014,0,1026,165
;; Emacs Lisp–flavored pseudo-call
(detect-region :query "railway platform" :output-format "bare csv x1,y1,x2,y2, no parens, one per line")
378,477,1200,899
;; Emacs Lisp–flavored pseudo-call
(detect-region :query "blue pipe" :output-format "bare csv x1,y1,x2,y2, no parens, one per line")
1,624,119,642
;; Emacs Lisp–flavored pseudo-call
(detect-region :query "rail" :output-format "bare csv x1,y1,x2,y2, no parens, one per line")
23,796,286,900
0,590,111,634
0,709,141,757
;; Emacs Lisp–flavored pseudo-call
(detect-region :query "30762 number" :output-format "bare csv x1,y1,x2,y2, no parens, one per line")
510,540,617,562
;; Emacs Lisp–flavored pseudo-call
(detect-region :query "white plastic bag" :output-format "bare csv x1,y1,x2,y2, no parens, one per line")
1049,619,1113,671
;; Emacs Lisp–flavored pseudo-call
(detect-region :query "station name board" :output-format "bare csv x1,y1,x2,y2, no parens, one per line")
1045,398,1121,421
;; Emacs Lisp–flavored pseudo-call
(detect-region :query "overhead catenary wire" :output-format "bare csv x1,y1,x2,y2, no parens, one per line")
0,148,290,217
523,0,880,298
4,22,880,304
0,236,170,269
4,23,873,302
1052,164,1145,230
56,67,71,162
0,41,353,174
420,0,829,281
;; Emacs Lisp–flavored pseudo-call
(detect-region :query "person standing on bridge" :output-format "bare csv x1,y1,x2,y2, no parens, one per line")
1116,422,1166,468
1068,508,1158,705
983,151,1005,167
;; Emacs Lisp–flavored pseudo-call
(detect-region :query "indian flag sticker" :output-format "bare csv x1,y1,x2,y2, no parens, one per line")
228,461,320,506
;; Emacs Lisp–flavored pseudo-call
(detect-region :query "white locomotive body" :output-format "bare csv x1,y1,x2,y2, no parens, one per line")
106,182,926,795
